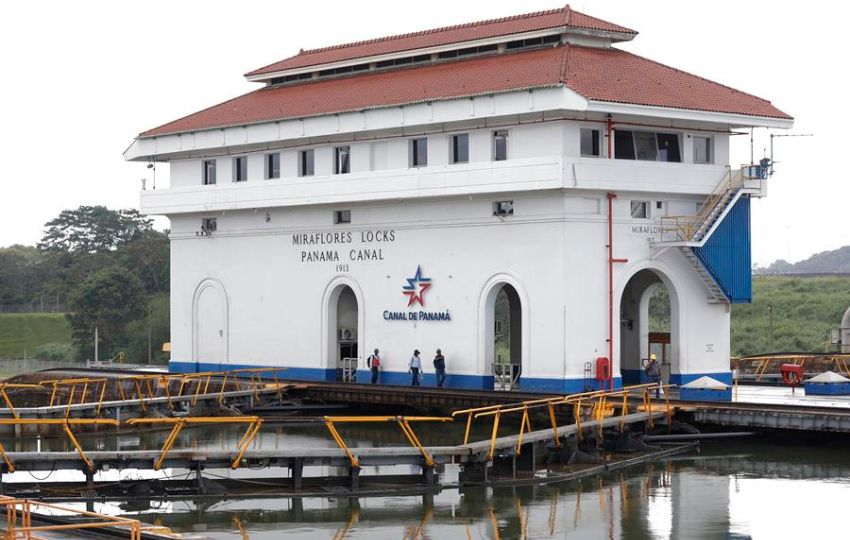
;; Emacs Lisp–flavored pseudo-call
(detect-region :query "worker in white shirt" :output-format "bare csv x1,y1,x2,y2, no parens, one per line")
408,349,422,386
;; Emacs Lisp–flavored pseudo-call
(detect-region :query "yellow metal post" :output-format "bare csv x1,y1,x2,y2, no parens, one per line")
547,402,560,448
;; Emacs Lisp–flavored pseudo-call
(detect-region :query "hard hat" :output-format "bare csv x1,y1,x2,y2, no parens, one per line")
650,354,657,360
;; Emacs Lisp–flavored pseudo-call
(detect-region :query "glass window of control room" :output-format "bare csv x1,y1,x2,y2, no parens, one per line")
203,160,216,185
334,146,350,174
299,149,315,177
451,134,469,164
614,130,681,163
693,136,712,164
233,156,247,182
265,153,280,179
493,130,508,161
411,137,428,167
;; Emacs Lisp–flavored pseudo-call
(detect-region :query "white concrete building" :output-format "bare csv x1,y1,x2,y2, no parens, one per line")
125,5,792,392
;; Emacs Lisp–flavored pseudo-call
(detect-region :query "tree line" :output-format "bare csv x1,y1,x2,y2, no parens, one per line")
0,206,169,362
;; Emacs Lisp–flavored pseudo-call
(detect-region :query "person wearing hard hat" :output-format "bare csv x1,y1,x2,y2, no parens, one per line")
646,353,662,397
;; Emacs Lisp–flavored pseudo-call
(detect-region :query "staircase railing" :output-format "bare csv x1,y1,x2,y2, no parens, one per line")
658,164,761,243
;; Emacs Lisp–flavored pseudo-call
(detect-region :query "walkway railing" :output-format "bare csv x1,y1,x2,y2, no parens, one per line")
0,495,142,539
453,383,674,460
0,418,119,472
323,416,453,469
126,416,264,470
1,368,290,417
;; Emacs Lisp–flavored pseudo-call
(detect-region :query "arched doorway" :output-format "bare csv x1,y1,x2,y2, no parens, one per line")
327,284,359,382
487,283,523,390
193,279,228,372
619,269,679,386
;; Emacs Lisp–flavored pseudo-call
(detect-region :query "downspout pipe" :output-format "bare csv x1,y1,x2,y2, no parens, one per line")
607,192,628,390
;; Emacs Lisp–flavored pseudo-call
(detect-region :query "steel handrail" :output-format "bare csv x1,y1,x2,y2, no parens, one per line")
322,415,452,469
126,416,264,470
0,418,119,472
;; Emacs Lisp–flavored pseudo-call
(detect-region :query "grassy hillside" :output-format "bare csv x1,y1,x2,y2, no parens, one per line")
731,275,850,356
0,313,72,358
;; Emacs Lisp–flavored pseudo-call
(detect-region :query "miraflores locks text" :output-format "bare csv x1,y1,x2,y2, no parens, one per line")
293,229,396,263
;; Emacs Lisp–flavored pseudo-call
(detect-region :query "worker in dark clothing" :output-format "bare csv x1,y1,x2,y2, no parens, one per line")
366,348,381,384
408,350,422,386
646,353,662,397
433,349,446,387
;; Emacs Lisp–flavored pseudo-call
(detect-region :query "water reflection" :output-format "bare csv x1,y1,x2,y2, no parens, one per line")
109,441,850,539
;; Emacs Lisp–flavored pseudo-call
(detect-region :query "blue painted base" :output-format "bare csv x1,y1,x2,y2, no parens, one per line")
679,387,732,402
804,382,850,396
670,372,733,387
168,360,619,394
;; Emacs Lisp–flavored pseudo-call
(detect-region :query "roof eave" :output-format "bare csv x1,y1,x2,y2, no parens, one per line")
585,100,794,129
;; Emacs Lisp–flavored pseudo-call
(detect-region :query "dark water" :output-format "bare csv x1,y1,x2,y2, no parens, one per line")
121,437,849,539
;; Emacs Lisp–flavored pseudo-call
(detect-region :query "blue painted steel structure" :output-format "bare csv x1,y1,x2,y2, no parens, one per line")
694,196,752,303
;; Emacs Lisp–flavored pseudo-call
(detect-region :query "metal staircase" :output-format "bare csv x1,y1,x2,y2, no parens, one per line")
652,163,769,304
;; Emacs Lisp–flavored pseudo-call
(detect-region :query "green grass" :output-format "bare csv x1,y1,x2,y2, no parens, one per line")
0,313,72,358
731,276,850,356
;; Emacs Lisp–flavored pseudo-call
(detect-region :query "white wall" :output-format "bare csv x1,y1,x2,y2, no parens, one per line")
168,188,730,385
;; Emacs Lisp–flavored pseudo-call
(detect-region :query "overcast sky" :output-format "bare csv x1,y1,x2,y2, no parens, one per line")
1,0,847,265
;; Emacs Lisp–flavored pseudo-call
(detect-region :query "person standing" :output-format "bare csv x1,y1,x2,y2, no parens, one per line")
409,349,422,386
367,348,381,384
646,353,662,397
433,348,447,388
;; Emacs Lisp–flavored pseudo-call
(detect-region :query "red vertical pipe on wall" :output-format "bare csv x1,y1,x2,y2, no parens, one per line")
607,192,628,391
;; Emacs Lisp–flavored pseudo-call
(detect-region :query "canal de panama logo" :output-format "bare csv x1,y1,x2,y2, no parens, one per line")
402,265,432,307
383,265,451,322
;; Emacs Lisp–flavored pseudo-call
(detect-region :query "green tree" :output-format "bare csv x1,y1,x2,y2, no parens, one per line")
117,229,170,294
66,266,148,359
38,206,152,254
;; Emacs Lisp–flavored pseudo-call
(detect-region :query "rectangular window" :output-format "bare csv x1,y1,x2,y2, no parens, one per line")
410,138,428,167
202,160,216,185
265,153,280,179
655,133,681,162
233,156,247,182
451,134,469,164
630,201,648,219
580,128,601,157
614,130,635,160
334,146,350,174
493,200,514,216
299,149,314,177
334,210,351,224
693,136,712,164
493,130,508,161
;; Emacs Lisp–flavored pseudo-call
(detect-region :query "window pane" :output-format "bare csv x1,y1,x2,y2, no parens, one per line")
630,201,648,219
693,136,711,164
656,133,681,162
301,150,314,176
493,130,508,161
203,160,216,185
452,134,469,163
267,153,280,179
614,130,635,159
335,146,350,174
634,132,657,161
580,128,600,156
412,138,427,166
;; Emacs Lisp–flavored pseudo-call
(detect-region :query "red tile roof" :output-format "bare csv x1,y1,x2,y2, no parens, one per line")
563,46,791,120
245,5,635,77
140,45,790,138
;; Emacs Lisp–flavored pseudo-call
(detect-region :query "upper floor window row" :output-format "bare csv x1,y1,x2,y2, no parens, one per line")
200,129,512,184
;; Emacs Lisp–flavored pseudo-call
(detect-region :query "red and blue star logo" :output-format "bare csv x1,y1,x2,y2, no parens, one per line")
402,265,432,307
